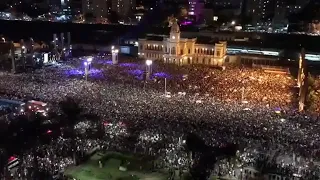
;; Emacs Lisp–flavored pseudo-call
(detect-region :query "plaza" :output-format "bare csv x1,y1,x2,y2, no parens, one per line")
65,152,169,180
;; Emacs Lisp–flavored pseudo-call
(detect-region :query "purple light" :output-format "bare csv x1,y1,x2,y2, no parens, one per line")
65,68,104,79
127,69,144,80
96,60,113,65
152,72,171,79
128,69,143,76
119,63,138,68
181,21,192,25
274,107,281,111
65,69,83,75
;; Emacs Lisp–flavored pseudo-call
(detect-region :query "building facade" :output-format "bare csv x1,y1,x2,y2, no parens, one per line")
188,0,204,21
111,0,136,18
138,20,227,66
82,0,109,18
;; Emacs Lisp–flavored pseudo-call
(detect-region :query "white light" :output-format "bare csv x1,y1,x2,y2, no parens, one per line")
172,36,175,39
1,37,5,42
231,21,236,25
22,46,25,49
87,57,93,62
111,46,114,50
146,60,152,66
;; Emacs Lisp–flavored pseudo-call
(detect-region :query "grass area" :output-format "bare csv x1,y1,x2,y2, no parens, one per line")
65,152,169,180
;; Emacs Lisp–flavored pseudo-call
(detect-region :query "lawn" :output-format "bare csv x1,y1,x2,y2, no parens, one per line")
64,151,168,180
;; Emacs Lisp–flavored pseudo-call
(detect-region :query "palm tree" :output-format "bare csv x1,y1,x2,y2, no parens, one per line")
59,97,82,164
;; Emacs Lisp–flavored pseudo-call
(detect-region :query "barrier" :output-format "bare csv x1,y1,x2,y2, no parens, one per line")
253,64,290,74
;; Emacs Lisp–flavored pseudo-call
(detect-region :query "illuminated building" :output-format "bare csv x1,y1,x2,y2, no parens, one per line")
111,0,136,18
213,0,241,8
245,0,288,24
188,0,204,21
61,0,72,17
138,19,227,66
82,0,109,18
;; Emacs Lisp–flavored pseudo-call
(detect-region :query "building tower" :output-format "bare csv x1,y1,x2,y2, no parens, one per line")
298,48,308,112
82,0,109,18
111,0,136,19
213,41,227,66
167,19,181,65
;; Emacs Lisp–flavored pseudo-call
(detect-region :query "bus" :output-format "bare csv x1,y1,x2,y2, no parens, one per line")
27,100,49,116
0,99,25,113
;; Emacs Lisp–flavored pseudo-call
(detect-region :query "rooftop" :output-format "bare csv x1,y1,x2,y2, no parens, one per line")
195,37,217,44
144,36,164,41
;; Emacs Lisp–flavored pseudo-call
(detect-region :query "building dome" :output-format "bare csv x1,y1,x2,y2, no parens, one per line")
170,19,180,33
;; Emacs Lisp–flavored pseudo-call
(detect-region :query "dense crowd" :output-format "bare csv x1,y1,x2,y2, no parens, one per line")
0,58,320,179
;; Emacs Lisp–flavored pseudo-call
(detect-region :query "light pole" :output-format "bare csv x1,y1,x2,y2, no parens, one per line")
84,61,89,81
241,86,245,102
112,49,119,65
10,41,15,73
164,78,167,95
145,59,152,80
21,46,26,70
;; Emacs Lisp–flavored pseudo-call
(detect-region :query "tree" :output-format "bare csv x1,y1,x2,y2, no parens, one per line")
84,12,95,23
59,97,82,164
108,11,119,23
306,74,318,111
308,74,315,89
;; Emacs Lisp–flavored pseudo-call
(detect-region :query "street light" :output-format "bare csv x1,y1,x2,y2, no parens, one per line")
87,57,93,70
21,45,26,69
1,37,5,42
145,59,152,80
111,49,119,64
146,59,152,66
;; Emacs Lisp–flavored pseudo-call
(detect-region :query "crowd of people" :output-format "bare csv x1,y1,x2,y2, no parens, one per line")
0,57,319,179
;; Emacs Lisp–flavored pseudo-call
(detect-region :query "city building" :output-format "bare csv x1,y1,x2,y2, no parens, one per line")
245,0,276,24
138,19,227,66
47,0,63,7
82,0,109,18
213,0,241,8
61,0,72,17
188,0,204,21
111,0,136,19
272,0,289,29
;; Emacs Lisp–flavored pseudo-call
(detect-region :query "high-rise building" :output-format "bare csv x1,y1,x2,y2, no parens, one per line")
246,0,278,23
111,0,136,18
82,0,109,18
47,0,62,7
212,0,241,8
61,0,72,16
188,0,204,21
272,0,288,24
